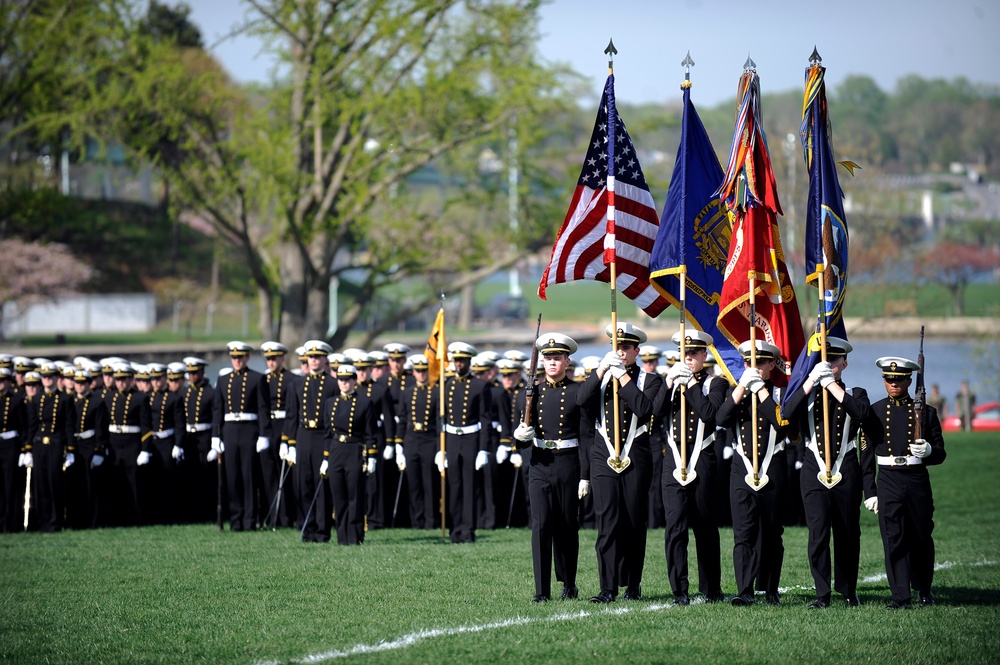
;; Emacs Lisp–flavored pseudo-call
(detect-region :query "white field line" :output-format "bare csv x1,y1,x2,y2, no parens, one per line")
255,559,996,665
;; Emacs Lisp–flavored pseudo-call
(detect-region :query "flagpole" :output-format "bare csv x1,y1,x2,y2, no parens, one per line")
436,295,448,538
676,53,695,483
749,271,760,486
605,39,624,469
817,266,832,483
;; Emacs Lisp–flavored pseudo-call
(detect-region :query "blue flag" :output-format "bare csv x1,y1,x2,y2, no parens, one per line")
650,86,741,383
784,63,851,404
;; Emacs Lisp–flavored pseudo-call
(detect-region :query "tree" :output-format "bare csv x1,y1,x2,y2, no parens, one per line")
96,0,563,346
914,241,1000,316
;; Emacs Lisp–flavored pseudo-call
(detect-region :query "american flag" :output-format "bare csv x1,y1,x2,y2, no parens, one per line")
538,75,668,318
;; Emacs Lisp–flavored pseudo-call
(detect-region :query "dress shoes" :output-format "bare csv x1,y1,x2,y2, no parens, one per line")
561,585,579,600
705,593,726,603
885,599,912,610
673,594,690,606
919,593,935,606
731,594,754,607
531,594,550,603
844,594,860,607
589,590,616,603
622,586,642,600
808,595,831,609
765,593,781,606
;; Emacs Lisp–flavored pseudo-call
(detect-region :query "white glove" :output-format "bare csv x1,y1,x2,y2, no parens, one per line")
598,351,622,374
748,377,766,394
739,367,762,388
909,439,932,458
510,452,523,469
722,446,733,460
211,437,224,454
819,373,836,388
864,496,879,514
256,436,270,452
578,479,590,499
513,423,535,443
91,454,104,468
496,444,511,464
794,459,803,470
668,363,693,384
206,449,218,463
137,451,152,466
365,457,377,475
20,452,33,468
63,452,76,469
279,442,288,461
319,459,329,478
17,453,25,467
434,450,447,472
609,364,627,380
382,444,394,460
171,445,184,461
286,446,297,466
808,361,832,384
396,450,406,472
475,450,489,470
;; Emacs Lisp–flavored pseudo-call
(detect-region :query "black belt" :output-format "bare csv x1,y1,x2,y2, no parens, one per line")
334,434,363,444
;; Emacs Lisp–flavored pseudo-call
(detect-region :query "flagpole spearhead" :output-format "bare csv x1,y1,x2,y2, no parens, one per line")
743,53,756,72
605,39,617,72
809,46,822,67
681,50,694,89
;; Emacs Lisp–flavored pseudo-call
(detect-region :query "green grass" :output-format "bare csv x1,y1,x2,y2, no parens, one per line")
1,433,997,663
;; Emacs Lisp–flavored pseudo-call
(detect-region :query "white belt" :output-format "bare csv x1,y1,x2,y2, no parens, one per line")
533,437,580,450
186,423,212,433
444,423,482,435
0,430,19,440
109,425,141,434
74,430,96,440
877,455,922,467
224,413,259,422
153,429,175,439
271,410,287,419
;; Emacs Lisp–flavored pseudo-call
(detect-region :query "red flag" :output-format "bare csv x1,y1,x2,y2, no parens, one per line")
538,74,668,318
716,68,804,385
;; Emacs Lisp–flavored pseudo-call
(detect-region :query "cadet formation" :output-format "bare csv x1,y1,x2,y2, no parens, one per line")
0,324,946,609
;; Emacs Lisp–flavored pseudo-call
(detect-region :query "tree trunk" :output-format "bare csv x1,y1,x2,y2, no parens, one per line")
277,242,329,344
257,286,275,341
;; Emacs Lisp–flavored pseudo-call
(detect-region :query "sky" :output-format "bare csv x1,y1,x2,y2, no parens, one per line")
185,0,1000,108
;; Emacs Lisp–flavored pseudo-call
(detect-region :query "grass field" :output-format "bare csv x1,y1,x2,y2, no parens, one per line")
2,434,998,664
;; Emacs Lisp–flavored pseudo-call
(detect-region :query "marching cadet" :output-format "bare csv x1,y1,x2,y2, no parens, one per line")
716,340,790,606
59,363,77,396
319,364,377,545
861,357,946,609
396,353,440,529
97,358,119,401
472,354,503,530
180,357,217,523
13,357,36,394
496,358,528,527
512,333,588,602
212,341,272,532
577,323,662,603
654,330,728,605
261,341,293,527
351,351,398,527
24,362,76,532
285,340,338,542
369,350,389,382
67,369,109,529
782,338,869,608
106,362,153,526
146,363,184,524
133,364,151,395
0,368,29,532
639,345,666,530
22,370,42,399
293,346,308,377
438,341,492,544
374,342,411,527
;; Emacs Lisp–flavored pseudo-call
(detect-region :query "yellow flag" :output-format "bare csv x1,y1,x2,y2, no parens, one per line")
425,307,447,386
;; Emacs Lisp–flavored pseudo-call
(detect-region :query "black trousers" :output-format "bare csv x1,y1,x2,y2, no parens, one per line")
662,452,722,597
66,449,104,529
405,433,439,529
730,451,786,597
148,438,179,525
365,443,386,529
591,443,652,594
180,431,216,523
445,433,480,543
222,421,259,531
32,438,65,532
877,466,936,603
801,452,861,599
296,429,330,542
0,440,22,532
648,438,665,528
529,448,580,597
256,419,284,527
109,434,142,526
328,443,366,545
476,433,497,530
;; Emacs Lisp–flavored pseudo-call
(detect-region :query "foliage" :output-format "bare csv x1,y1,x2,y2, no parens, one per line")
914,241,1000,316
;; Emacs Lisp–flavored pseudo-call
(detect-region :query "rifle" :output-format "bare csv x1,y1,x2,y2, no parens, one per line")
23,466,31,531
523,314,543,428
914,325,926,441
217,451,224,531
